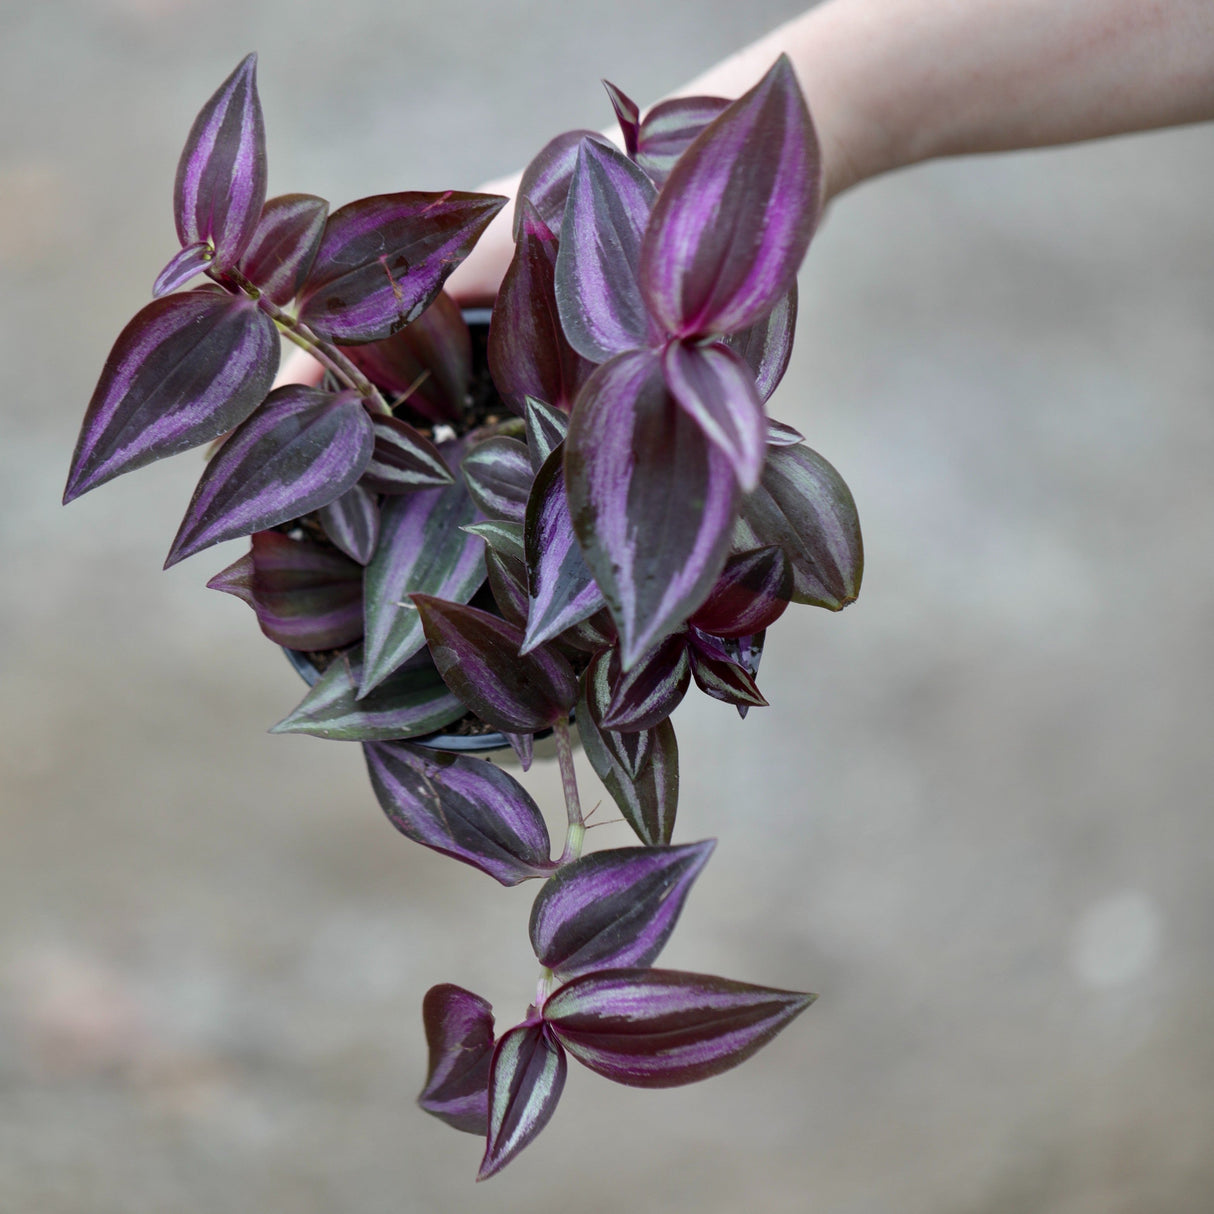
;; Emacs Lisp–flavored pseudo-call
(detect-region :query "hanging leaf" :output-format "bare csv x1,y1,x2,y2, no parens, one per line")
689,546,791,638
554,139,657,364
514,128,606,238
564,349,736,669
478,1022,567,1181
687,630,768,709
364,741,554,885
152,241,213,297
600,635,691,732
529,841,714,979
488,204,590,414
734,443,863,609
360,463,485,695
418,984,495,1136
270,645,464,742
65,291,277,503
522,447,605,654
724,285,798,403
662,339,766,492
317,483,380,565
361,414,453,494
165,386,374,566
411,596,576,733
461,436,533,522
299,191,505,343
634,95,729,186
544,968,814,1087
208,530,363,650
577,651,678,846
639,56,820,337
173,52,266,271
523,397,569,474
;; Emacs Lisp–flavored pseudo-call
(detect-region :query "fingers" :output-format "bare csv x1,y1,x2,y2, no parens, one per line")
273,345,325,390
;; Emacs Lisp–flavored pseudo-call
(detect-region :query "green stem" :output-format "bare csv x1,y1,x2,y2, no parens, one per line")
212,267,392,415
554,715,585,866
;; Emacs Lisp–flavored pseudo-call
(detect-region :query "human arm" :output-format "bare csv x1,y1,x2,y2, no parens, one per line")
445,0,1214,304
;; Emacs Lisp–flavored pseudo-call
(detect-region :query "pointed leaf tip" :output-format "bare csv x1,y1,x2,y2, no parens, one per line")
478,1022,566,1180
544,968,814,1088
174,52,267,271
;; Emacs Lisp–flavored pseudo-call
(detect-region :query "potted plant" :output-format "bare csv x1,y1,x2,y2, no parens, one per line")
64,51,863,1179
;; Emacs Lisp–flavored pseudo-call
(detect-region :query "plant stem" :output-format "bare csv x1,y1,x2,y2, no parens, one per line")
554,716,585,866
211,267,392,415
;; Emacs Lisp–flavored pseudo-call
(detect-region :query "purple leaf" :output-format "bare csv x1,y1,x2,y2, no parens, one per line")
635,95,730,187
564,349,737,668
364,741,554,885
514,129,606,238
725,285,798,404
735,443,863,609
554,139,657,364
766,417,804,446
479,1022,567,1181
687,629,768,709
317,482,380,565
732,631,766,719
461,436,533,523
577,650,679,846
689,546,791,638
65,291,277,503
299,191,506,343
640,56,820,337
662,339,766,492
602,81,640,157
522,448,605,654
271,645,464,742
463,520,525,565
152,241,213,297
484,549,530,630
544,968,814,1087
412,596,577,733
530,841,714,979
237,193,329,305
165,386,374,566
504,731,534,771
488,203,589,414
418,984,495,1136
361,414,453,494
347,291,470,424
601,635,691,732
523,397,569,474
208,530,363,650
556,608,617,656
360,465,485,695
173,53,266,271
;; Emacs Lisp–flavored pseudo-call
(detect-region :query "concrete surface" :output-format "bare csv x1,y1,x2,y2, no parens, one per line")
2,1,1212,1211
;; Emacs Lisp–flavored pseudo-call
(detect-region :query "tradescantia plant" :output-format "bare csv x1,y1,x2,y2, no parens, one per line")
65,52,863,1179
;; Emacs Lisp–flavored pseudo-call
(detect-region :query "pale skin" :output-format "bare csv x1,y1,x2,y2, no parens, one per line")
279,0,1214,382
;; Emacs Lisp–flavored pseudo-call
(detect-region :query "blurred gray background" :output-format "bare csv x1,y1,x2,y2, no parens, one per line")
3,1,1213,1211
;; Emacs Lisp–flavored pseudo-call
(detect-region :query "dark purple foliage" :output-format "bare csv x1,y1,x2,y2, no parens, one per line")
543,968,814,1087
411,596,577,733
237,193,329,305
419,985,496,1135
173,53,266,272
529,841,714,978
65,291,278,503
208,531,363,650
479,1022,567,1180
364,740,555,885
